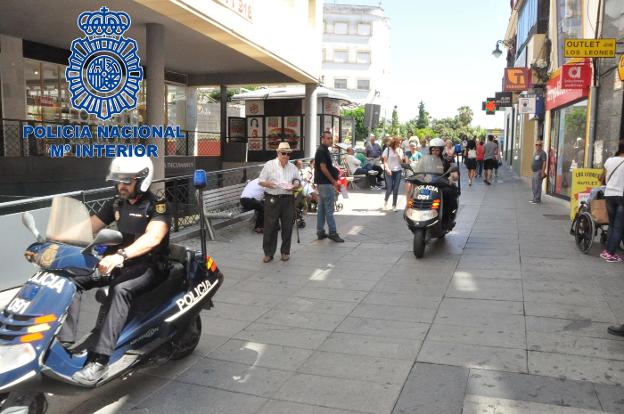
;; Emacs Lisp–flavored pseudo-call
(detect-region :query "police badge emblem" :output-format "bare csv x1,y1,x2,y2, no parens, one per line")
155,203,166,214
65,7,143,120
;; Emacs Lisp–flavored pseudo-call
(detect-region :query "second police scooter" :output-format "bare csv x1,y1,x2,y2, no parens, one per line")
0,169,222,414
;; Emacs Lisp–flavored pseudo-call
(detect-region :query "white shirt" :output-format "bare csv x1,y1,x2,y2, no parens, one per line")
604,156,624,197
258,158,300,195
345,154,362,175
383,147,403,172
240,178,264,201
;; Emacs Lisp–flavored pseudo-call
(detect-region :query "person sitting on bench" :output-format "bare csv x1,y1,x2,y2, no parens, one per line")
240,178,265,233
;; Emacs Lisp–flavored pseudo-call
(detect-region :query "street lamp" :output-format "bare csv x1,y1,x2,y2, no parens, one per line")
492,40,511,58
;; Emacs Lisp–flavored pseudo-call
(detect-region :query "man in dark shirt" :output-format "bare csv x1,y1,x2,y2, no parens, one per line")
314,132,344,242
60,157,171,386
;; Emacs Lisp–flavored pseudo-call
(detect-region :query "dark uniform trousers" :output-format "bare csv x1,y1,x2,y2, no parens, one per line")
59,261,163,356
263,194,294,257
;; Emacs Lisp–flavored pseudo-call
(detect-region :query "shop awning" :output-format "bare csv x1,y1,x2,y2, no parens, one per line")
232,86,352,105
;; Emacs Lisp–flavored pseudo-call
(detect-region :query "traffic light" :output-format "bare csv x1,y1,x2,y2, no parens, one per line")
482,98,497,115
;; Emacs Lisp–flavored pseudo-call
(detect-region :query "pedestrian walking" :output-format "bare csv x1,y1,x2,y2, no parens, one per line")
476,139,485,178
315,131,345,242
600,140,624,264
530,141,547,204
258,142,300,262
493,139,501,178
444,139,456,164
464,139,477,186
483,135,497,185
382,137,405,212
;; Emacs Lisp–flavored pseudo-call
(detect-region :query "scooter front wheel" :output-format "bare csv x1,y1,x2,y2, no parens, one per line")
413,229,426,258
0,392,47,414
170,314,202,360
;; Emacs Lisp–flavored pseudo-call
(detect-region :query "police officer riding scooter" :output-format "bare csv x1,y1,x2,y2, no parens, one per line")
59,156,170,385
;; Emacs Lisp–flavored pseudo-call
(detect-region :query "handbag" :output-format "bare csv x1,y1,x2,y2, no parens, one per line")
468,149,477,159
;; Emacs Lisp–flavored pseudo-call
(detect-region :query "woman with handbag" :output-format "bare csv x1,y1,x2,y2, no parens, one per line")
601,140,624,263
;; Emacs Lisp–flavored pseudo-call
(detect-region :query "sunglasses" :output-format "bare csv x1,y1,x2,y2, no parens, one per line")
278,152,290,156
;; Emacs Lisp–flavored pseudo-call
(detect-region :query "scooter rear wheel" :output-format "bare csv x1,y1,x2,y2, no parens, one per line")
170,315,202,360
413,230,426,258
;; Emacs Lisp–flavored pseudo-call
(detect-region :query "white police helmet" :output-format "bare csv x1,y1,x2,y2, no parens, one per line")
106,157,154,193
429,137,445,148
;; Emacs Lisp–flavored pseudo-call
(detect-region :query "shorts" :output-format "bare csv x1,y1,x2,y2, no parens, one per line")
465,158,477,170
484,159,497,170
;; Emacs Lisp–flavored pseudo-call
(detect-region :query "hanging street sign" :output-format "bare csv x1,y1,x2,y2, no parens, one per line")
482,98,497,115
504,68,531,92
564,38,616,58
561,62,592,89
495,92,513,108
518,97,536,114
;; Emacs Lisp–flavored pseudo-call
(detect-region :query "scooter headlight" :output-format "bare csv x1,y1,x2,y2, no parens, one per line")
406,209,438,222
0,343,36,374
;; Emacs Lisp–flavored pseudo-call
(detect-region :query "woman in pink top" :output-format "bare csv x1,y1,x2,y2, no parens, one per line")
476,140,485,178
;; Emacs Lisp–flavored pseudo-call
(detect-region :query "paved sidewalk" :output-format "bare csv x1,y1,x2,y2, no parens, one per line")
46,165,624,413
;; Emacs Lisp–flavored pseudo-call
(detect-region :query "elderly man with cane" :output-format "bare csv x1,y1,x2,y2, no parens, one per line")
257,142,300,262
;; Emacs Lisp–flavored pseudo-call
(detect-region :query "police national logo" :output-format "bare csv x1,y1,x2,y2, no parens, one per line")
65,7,143,120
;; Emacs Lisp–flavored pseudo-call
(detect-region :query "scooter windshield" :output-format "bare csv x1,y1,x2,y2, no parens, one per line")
410,155,445,175
46,197,94,246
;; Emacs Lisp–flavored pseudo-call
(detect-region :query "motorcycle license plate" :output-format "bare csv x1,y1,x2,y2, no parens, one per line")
416,186,431,196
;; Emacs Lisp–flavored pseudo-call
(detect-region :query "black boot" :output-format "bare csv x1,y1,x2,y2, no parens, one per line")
608,324,624,337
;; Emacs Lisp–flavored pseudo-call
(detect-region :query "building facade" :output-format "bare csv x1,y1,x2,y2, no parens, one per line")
501,0,622,201
321,3,390,116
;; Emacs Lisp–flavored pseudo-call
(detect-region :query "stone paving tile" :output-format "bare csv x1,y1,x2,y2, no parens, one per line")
525,301,617,323
275,296,359,316
305,277,379,292
336,316,430,340
294,286,367,303
126,381,267,414
195,334,232,357
462,394,605,414
274,373,403,414
362,291,441,309
437,296,525,315
466,369,603,410
594,383,624,413
234,322,331,350
256,400,366,414
231,279,304,296
349,302,436,324
453,268,522,279
214,290,286,308
527,331,624,361
257,308,346,331
318,332,421,361
417,340,527,373
298,350,412,385
427,322,526,349
434,306,526,331
202,302,272,322
371,281,448,297
392,362,469,414
529,351,624,385
207,338,313,371
175,358,294,397
446,275,523,301
526,316,624,341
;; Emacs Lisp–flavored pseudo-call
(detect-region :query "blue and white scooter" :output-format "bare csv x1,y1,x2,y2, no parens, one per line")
0,170,222,414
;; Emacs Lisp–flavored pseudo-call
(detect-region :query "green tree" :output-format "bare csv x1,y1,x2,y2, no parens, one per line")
390,106,400,136
416,101,430,129
341,106,368,145
456,105,473,127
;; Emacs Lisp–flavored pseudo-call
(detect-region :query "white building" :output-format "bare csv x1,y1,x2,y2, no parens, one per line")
322,3,391,115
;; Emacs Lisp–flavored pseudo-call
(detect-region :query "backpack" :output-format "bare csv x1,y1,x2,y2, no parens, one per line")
454,143,462,153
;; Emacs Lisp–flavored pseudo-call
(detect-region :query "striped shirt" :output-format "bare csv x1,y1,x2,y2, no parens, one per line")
259,158,300,196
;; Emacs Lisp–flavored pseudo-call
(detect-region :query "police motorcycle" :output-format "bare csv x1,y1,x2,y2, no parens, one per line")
0,170,222,414
402,155,459,258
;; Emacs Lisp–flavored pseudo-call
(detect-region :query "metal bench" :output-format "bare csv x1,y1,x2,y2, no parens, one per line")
202,183,255,240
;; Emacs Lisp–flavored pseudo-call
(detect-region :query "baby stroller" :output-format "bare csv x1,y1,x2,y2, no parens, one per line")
570,187,609,252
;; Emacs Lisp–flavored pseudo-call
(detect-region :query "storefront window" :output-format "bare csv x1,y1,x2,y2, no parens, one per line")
556,0,582,66
166,83,186,127
24,58,146,125
548,100,587,198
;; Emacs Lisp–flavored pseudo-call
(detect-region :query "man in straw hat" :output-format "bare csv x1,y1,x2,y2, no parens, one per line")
258,142,300,262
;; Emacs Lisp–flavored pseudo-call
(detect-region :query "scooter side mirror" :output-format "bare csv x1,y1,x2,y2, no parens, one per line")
81,229,123,255
21,212,45,243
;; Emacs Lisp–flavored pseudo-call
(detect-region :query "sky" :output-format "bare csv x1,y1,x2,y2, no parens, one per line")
326,0,512,130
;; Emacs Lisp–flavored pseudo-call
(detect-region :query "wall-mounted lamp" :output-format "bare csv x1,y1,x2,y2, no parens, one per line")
492,40,512,58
